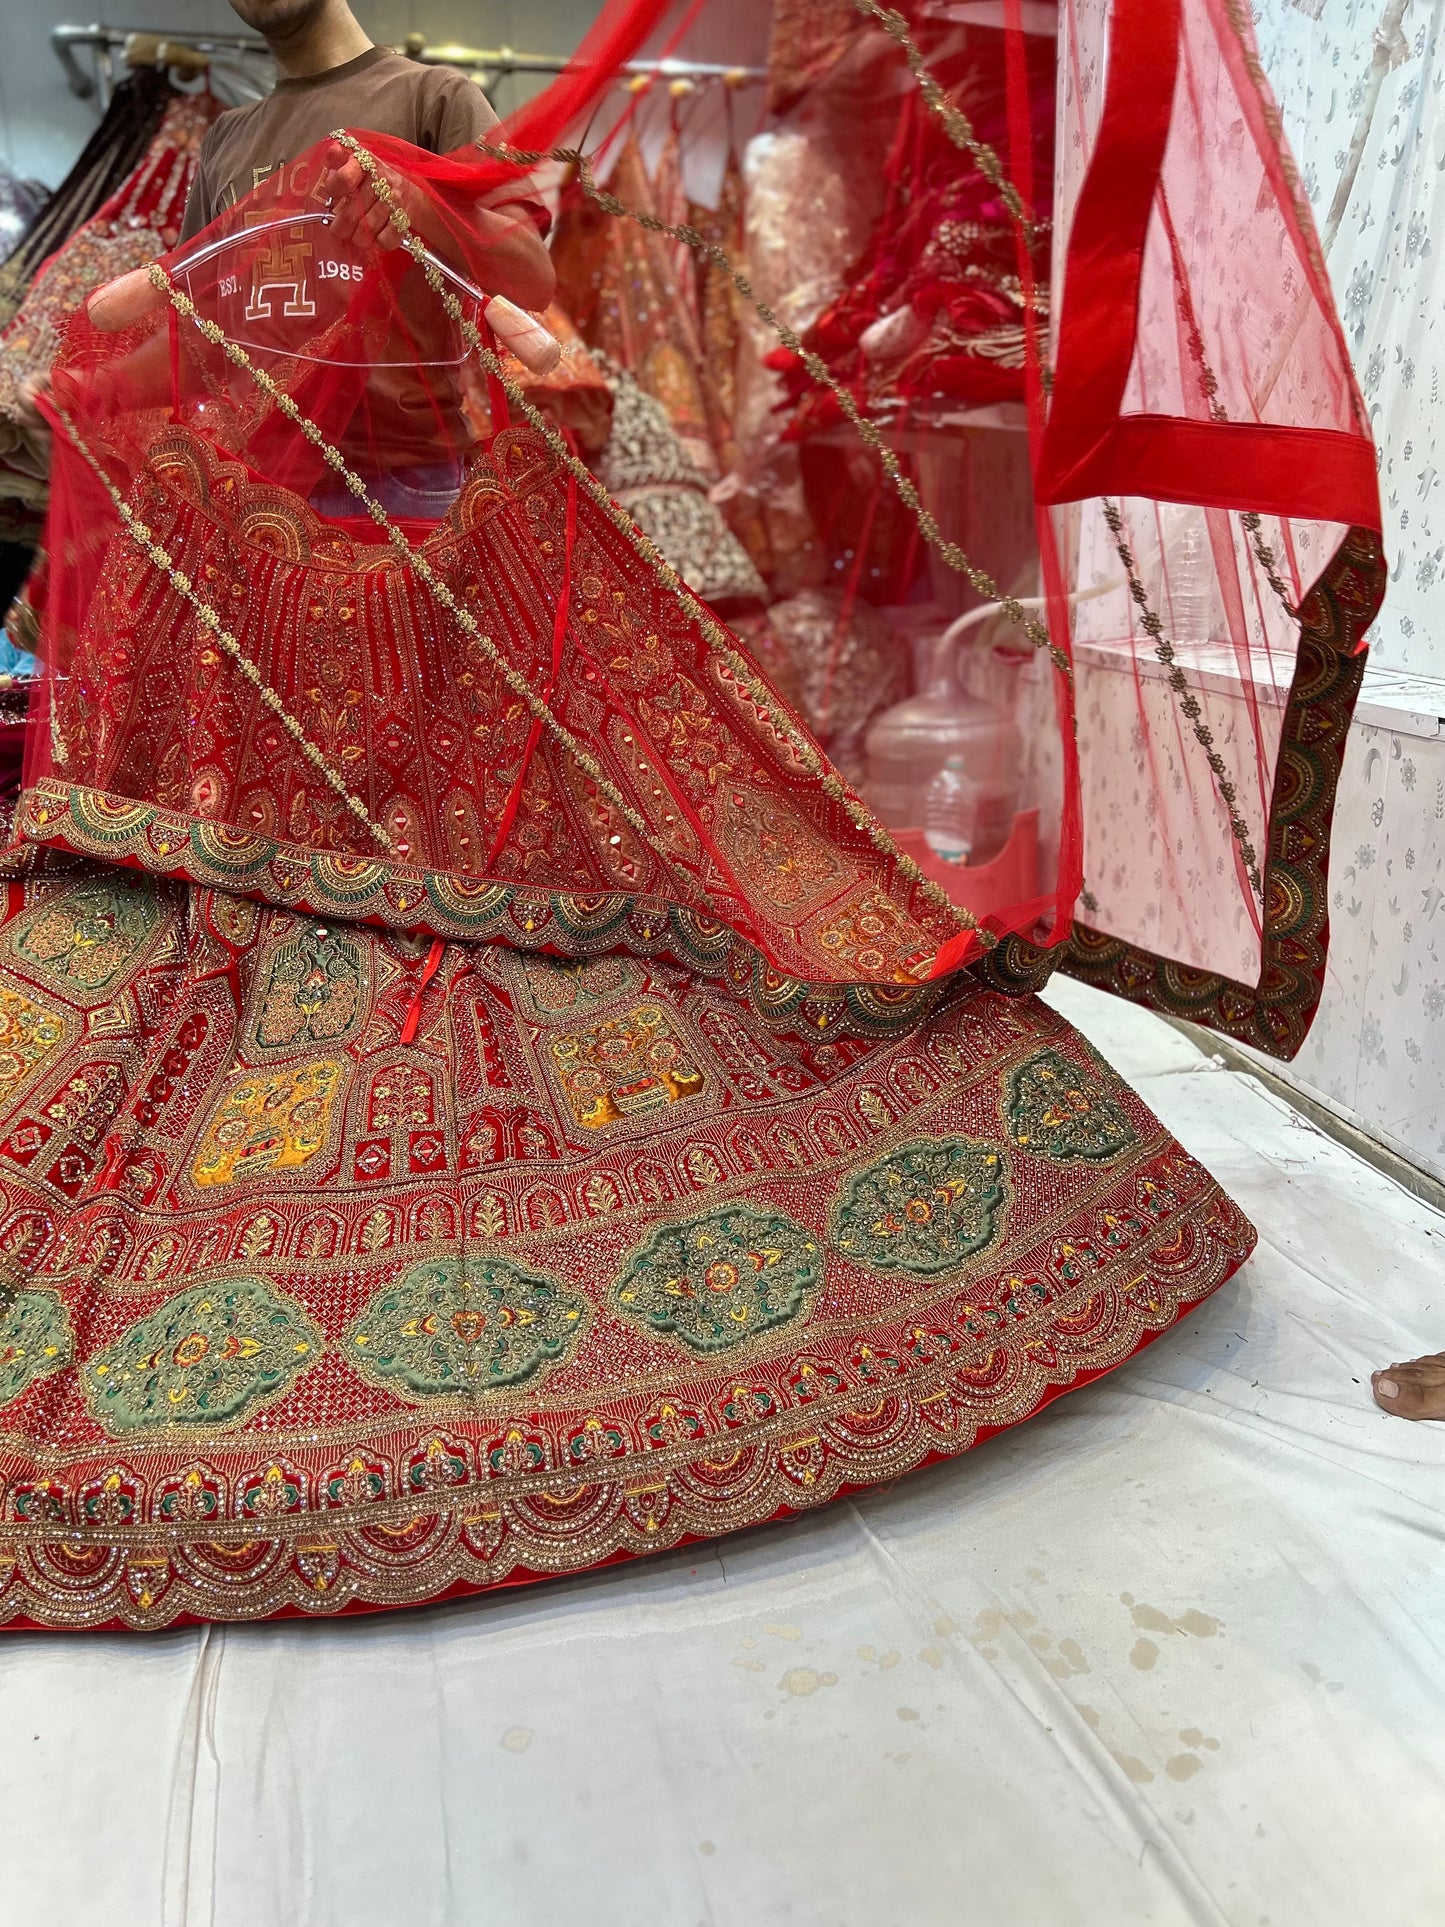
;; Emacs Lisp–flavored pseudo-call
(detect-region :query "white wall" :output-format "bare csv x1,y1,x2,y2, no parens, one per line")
1250,0,1445,1183
1256,0,1445,686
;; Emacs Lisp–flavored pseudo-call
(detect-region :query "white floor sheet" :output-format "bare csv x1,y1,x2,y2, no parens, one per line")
1,977,1441,1927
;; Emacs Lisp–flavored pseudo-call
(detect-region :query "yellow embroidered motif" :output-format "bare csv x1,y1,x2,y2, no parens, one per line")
550,1003,704,1131
814,892,935,984
0,987,66,1107
191,1060,342,1187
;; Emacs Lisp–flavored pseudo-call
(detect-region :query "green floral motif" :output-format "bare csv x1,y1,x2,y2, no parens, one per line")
11,878,162,994
514,951,644,1019
0,1285,74,1407
615,1206,823,1355
253,927,364,1051
831,1137,1007,1278
1004,1048,1135,1164
346,1257,587,1398
84,1278,321,1433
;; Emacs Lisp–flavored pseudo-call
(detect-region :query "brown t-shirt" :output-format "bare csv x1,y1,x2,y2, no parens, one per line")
180,46,512,240
177,46,545,473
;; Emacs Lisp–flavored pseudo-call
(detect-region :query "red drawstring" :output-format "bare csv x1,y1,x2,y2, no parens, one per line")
94,1132,129,1194
399,937,447,1045
486,470,578,870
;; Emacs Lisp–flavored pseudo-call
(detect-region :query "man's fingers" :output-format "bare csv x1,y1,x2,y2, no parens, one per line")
328,155,364,195
87,267,167,333
321,158,369,242
321,155,418,259
14,371,52,434
328,199,360,244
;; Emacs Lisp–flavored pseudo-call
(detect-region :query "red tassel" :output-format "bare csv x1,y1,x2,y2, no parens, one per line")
399,938,447,1045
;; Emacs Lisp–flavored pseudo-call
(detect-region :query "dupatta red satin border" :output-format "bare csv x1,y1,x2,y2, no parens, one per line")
1035,0,1381,532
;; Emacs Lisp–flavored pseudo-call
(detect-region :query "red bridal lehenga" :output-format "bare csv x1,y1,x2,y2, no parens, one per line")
0,0,1378,1629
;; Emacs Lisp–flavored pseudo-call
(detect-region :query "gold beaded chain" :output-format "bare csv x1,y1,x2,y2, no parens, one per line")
1088,201,1300,903
1240,512,1297,619
49,401,400,854
145,203,990,949
853,0,1043,244
1100,499,1264,900
851,3,1281,901
472,138,1068,678
328,131,992,948
1170,260,1299,620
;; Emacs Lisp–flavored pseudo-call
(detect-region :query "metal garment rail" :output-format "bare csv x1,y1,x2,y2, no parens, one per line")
52,22,766,111
52,21,269,105
399,36,766,87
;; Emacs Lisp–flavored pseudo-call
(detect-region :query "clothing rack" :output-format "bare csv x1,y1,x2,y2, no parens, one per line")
53,22,269,108
53,23,767,114
399,37,767,90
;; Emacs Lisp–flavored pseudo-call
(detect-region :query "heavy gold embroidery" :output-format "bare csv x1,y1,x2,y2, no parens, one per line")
191,1060,343,1187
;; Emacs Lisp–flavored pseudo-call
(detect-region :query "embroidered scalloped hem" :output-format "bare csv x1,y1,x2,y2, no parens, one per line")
0,865,1251,1631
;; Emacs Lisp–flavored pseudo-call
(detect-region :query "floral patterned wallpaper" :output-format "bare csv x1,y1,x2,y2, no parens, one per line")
1273,702,1445,1182
1248,0,1445,1181
1254,0,1444,680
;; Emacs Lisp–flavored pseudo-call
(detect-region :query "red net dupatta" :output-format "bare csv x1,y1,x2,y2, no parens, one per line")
24,410,989,1010
0,0,1269,1632
20,0,1069,1020
1039,0,1385,1059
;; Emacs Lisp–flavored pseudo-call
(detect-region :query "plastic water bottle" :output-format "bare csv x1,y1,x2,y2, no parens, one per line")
923,756,976,864
1162,505,1214,645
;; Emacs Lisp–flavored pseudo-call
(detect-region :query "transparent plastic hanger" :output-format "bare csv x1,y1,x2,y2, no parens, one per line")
88,209,560,372
173,209,479,368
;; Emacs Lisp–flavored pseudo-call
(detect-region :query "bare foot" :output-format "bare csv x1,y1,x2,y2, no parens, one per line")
1371,1353,1445,1420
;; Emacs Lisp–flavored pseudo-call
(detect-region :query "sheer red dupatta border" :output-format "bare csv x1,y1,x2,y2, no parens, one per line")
1036,0,1378,524
1028,0,1385,1059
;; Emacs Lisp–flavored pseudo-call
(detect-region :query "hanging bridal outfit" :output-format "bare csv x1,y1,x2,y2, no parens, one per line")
0,87,223,516
551,135,720,479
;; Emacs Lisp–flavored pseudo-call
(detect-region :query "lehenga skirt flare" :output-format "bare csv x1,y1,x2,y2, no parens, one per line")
0,411,1255,1628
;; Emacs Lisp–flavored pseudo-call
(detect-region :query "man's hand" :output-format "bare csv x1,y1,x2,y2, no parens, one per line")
14,373,52,452
319,144,556,312
319,147,427,253
87,267,166,333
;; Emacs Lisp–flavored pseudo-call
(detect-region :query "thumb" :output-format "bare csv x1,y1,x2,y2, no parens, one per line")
88,267,167,332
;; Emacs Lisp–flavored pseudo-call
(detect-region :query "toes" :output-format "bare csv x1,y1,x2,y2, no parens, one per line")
1371,1372,1400,1412
1372,1366,1445,1421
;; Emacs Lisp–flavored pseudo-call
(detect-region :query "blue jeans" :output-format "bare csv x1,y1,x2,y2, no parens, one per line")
309,460,463,522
